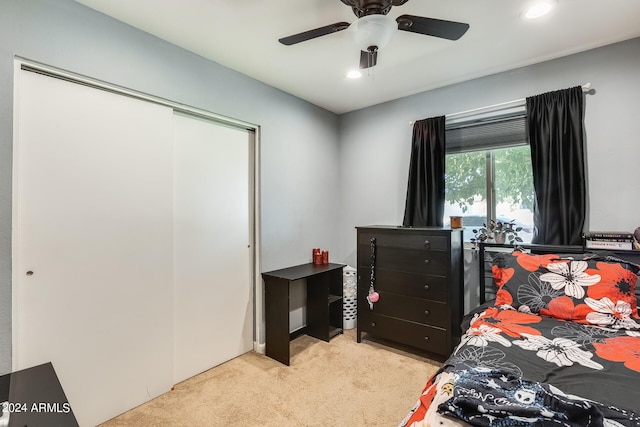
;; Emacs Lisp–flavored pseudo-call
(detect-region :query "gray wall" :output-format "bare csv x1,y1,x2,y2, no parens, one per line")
337,37,640,268
2,0,639,375
0,0,341,373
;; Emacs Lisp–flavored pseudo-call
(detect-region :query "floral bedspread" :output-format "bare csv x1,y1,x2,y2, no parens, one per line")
401,305,640,426
402,250,640,426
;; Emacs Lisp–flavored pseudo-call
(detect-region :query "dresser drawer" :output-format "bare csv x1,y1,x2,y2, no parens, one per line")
359,245,449,275
359,232,448,252
357,267,448,302
357,292,448,328
359,312,448,355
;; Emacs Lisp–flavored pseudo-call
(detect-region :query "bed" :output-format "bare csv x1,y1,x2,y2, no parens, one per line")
400,243,640,426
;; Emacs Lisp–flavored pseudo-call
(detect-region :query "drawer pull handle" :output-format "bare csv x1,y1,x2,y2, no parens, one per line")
371,322,376,327
424,284,430,291
424,259,430,264
424,240,431,248
424,336,430,342
424,310,430,316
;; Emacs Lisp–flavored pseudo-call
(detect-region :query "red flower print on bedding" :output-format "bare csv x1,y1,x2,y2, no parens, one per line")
403,373,439,425
495,288,513,306
539,296,591,322
492,264,514,287
474,307,542,338
593,336,640,373
514,251,567,272
586,261,639,316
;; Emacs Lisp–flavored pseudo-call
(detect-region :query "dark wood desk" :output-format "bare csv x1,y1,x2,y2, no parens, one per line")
0,362,79,427
263,263,345,365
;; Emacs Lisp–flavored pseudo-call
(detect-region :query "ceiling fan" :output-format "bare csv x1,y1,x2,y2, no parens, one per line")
278,0,470,69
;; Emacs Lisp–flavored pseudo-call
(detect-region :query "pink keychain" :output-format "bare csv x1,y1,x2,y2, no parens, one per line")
368,291,379,303
367,288,379,309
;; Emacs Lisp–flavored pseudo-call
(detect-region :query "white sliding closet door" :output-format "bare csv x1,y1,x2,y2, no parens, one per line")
13,70,175,427
172,113,253,384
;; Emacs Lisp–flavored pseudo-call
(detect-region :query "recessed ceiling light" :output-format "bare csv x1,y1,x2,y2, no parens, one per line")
523,2,554,19
346,69,362,79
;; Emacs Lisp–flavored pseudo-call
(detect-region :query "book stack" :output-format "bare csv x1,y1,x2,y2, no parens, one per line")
583,231,634,250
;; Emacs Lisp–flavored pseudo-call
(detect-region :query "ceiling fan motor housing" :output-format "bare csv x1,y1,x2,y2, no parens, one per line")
340,0,410,17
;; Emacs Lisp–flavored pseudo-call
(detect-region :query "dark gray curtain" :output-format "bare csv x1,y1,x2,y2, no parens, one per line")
527,86,586,245
402,116,446,227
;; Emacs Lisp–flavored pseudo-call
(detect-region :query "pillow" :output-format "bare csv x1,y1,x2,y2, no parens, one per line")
492,250,640,328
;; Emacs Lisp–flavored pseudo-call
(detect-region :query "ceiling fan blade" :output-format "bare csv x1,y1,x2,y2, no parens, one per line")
396,15,469,40
279,22,350,46
359,50,378,69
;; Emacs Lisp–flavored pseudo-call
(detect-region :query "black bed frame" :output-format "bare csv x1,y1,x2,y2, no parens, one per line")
478,242,640,304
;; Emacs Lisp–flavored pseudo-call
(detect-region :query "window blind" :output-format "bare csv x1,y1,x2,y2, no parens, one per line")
445,114,528,154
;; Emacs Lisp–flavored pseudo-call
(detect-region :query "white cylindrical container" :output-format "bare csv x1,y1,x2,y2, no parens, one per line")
343,266,357,329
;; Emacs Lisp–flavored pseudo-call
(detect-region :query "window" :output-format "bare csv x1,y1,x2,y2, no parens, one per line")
443,109,535,243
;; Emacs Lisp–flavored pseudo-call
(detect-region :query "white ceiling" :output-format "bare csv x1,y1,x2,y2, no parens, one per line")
74,0,640,114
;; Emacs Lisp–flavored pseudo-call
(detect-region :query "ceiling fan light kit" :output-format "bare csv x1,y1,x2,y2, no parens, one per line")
348,14,396,52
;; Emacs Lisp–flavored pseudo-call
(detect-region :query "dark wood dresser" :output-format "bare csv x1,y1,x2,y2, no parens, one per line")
356,226,463,356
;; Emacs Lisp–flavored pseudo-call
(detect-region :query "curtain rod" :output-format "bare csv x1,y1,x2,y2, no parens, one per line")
409,83,592,125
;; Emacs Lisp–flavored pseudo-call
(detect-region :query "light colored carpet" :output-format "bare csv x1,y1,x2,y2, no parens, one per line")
98,329,442,427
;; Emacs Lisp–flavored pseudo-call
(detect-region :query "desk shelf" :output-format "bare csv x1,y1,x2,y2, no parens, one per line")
263,262,345,365
329,294,342,304
328,325,343,339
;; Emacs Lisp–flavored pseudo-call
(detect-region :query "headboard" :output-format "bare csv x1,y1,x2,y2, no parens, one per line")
478,242,640,305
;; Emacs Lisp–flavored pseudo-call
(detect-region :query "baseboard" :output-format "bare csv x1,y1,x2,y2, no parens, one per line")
254,341,265,354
